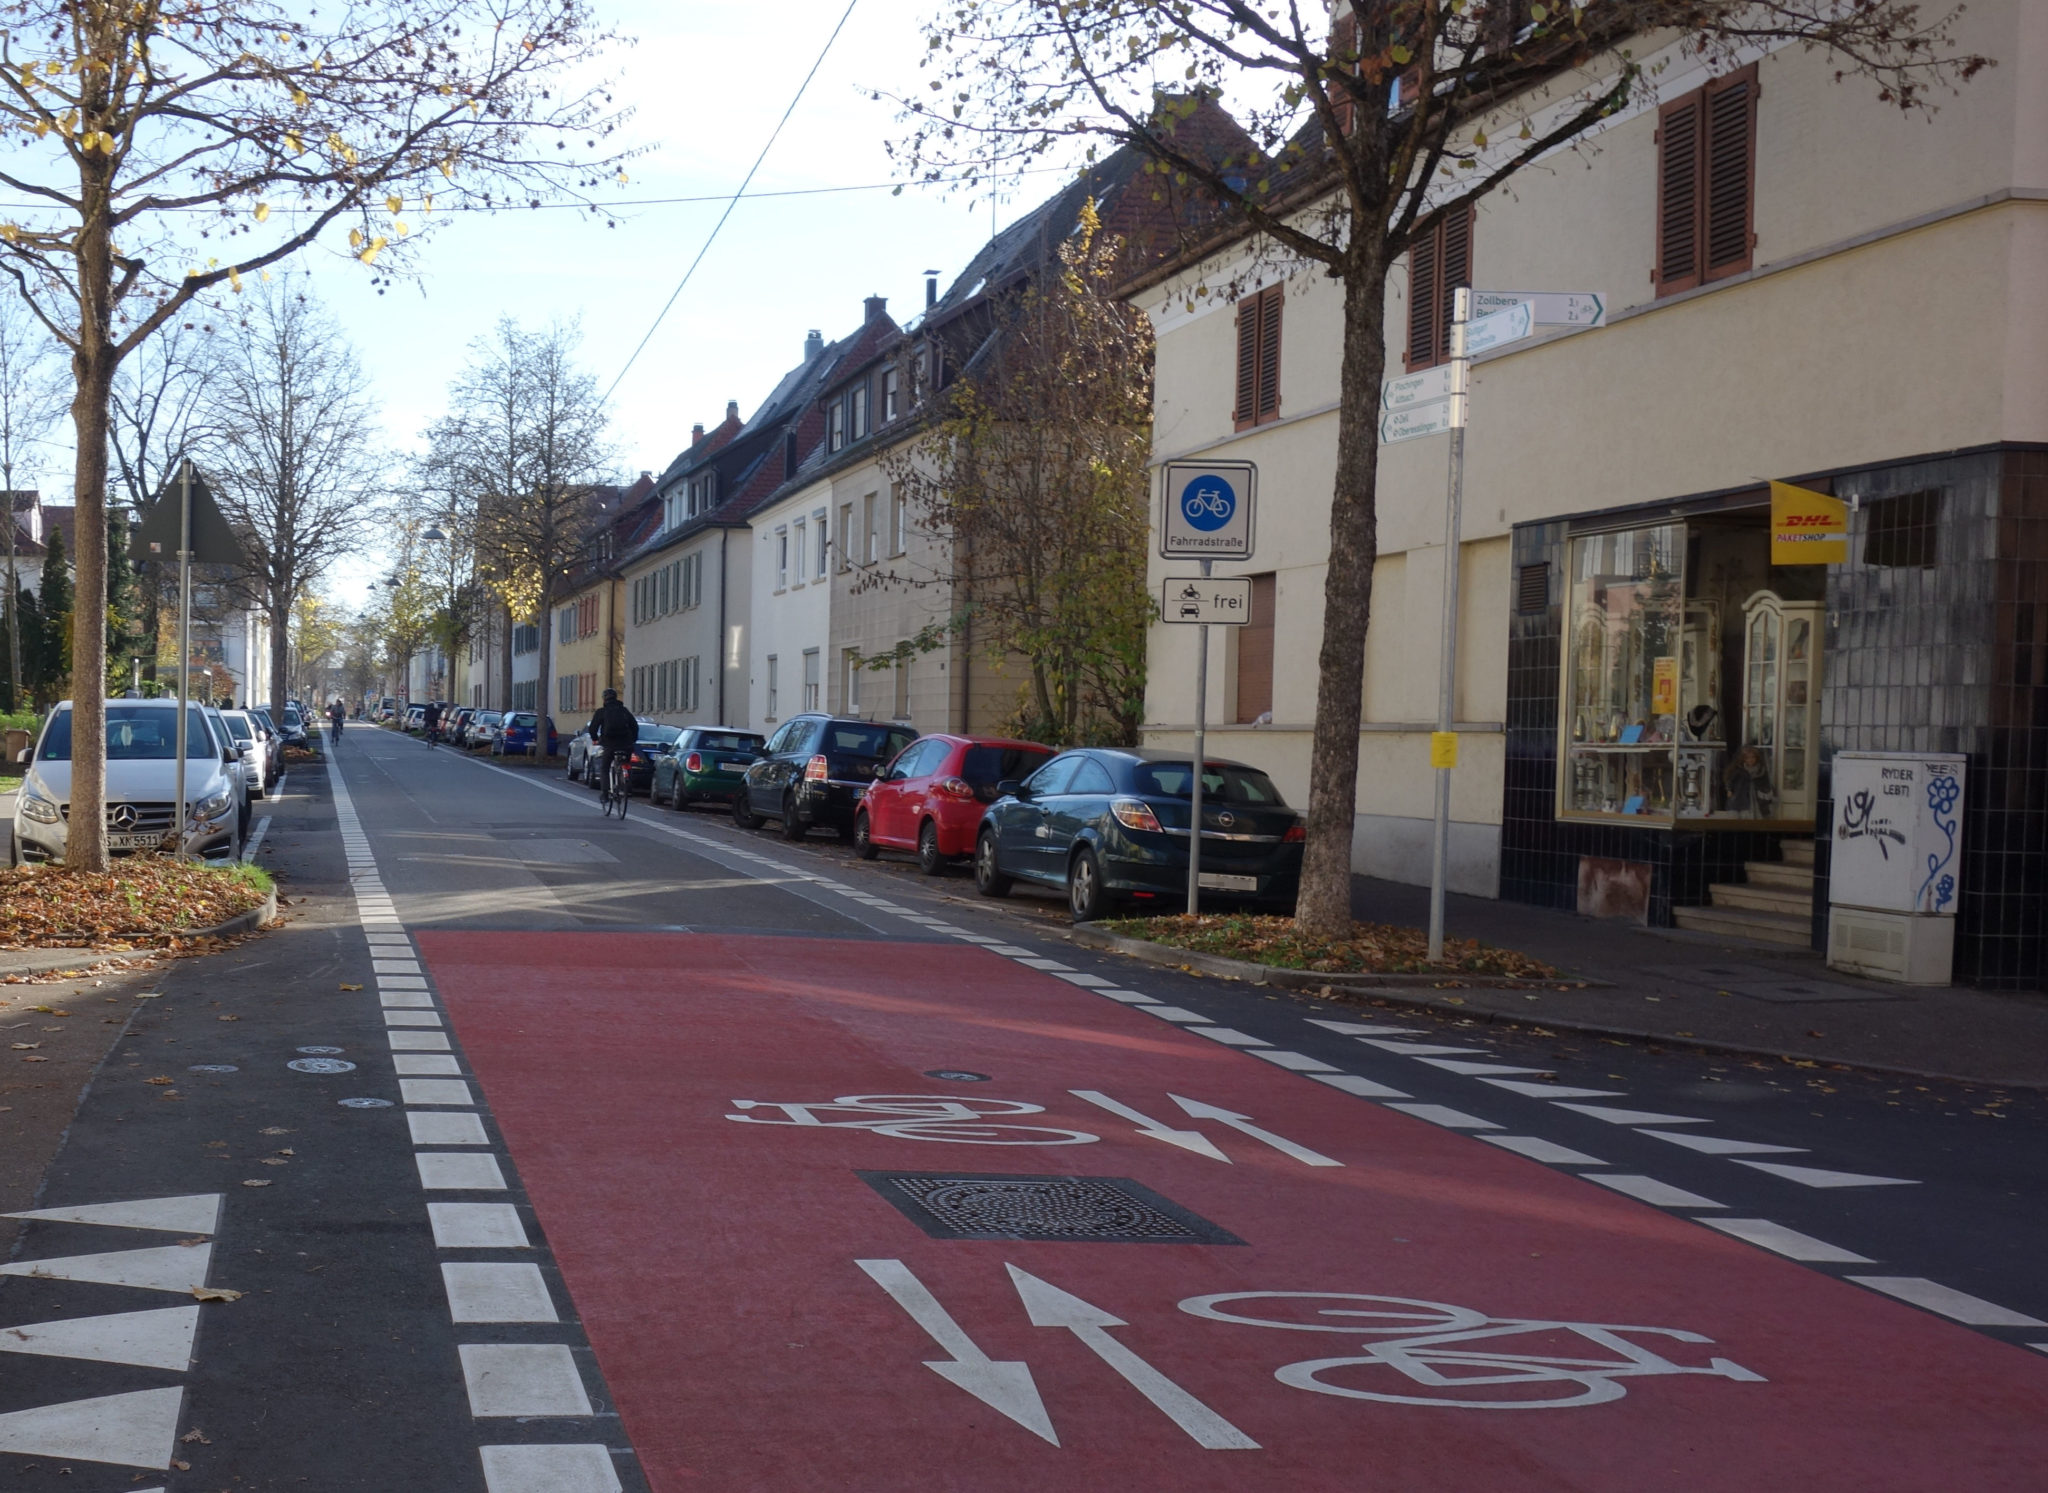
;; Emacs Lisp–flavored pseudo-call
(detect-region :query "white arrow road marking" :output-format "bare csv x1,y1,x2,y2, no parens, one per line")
1731,1159,1918,1189
1166,1095,1342,1167
0,1386,184,1468
856,1259,1058,1445
1068,1091,1231,1162
3,1193,220,1235
0,1306,199,1371
0,1244,214,1294
1006,1266,1259,1450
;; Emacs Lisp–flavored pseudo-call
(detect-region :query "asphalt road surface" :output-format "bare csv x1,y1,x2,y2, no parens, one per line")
3,724,2046,1491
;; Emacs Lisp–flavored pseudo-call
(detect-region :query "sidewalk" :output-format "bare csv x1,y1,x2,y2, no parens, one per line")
1350,874,2048,1089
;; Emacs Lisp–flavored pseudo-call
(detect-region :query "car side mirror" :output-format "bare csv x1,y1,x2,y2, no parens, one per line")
997,779,1025,798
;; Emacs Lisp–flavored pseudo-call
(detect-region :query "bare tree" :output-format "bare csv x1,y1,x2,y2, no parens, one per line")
203,282,383,716
0,0,627,869
0,296,64,712
892,0,1988,936
423,318,611,753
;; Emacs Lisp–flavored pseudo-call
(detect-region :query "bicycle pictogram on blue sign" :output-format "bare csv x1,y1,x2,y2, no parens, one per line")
1180,474,1237,532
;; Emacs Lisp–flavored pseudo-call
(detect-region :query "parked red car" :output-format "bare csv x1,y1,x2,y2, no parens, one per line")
854,734,1055,874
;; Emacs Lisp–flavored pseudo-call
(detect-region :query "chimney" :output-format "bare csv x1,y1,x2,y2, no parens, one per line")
804,328,823,360
925,270,940,309
691,422,704,444
864,294,887,323
725,399,739,424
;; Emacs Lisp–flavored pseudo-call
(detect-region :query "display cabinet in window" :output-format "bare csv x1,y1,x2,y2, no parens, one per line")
1736,590,1822,823
1560,524,1686,822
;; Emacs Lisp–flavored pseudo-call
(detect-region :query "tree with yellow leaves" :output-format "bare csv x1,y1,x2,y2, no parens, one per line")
0,0,628,868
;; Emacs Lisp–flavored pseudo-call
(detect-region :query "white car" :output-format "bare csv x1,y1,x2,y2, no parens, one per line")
218,709,269,800
11,699,246,864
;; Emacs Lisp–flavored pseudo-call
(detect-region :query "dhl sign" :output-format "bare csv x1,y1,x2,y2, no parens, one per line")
1770,481,1847,565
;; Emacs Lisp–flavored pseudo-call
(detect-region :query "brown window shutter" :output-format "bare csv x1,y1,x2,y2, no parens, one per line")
1703,67,1758,280
1438,206,1472,364
1235,573,1277,723
1405,225,1440,371
1233,296,1258,430
1654,93,1703,294
1256,285,1283,422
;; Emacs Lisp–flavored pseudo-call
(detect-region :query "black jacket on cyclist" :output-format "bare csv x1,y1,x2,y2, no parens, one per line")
588,699,638,754
422,702,441,730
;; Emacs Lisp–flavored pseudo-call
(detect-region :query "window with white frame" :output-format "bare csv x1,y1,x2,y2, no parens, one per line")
883,366,900,422
891,491,907,557
849,382,870,441
802,648,820,711
776,526,789,589
793,521,807,584
813,510,828,578
863,493,878,565
842,648,862,712
683,655,700,714
766,654,779,718
828,402,846,453
838,503,854,570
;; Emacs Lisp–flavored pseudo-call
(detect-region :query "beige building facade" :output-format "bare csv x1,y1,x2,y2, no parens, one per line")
1133,5,2048,986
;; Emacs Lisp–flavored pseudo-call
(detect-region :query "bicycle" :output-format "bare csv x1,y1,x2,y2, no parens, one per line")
599,747,630,819
328,716,342,749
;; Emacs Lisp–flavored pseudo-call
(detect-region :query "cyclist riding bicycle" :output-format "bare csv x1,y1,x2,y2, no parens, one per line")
421,700,443,746
586,688,638,795
327,699,344,745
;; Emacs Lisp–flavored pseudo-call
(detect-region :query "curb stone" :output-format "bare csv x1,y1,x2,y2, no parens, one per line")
0,887,277,977
1062,921,2047,1093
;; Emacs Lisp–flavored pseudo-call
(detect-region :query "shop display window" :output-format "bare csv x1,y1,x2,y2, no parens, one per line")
1562,525,1686,821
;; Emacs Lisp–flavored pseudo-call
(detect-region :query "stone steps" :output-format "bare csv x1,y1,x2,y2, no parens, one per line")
1670,904,1814,947
1709,881,1813,916
1744,860,1812,890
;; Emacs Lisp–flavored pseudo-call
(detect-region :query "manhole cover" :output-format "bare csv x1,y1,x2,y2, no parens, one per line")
923,1069,990,1083
858,1171,1243,1245
188,1064,238,1074
297,1045,345,1055
338,1096,393,1108
288,1058,356,1075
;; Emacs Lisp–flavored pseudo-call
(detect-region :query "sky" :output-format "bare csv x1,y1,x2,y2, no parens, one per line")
291,0,1038,608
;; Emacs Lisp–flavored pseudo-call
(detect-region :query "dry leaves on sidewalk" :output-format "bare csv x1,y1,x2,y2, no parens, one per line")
0,860,270,948
1101,913,1558,979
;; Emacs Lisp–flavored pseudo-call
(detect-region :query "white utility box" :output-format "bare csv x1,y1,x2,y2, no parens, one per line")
1826,751,1965,984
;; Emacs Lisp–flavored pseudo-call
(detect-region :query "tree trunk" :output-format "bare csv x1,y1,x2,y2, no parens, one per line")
1296,258,1392,938
498,601,513,712
268,583,290,719
533,582,553,760
65,350,114,872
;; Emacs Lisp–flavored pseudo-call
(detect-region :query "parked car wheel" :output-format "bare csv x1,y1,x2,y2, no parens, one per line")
853,810,878,860
974,828,1012,898
666,778,688,811
917,820,945,876
1068,847,1110,923
780,794,808,840
732,788,762,830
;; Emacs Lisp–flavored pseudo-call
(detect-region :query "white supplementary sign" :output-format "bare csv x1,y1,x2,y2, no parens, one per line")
1471,291,1606,328
1160,461,1257,560
1463,300,1534,356
1160,577,1252,627
1827,753,1966,916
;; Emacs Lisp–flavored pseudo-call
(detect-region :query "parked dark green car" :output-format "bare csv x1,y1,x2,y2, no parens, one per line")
653,727,767,811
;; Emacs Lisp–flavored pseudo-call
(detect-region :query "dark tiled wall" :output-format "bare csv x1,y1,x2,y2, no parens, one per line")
1505,447,2048,990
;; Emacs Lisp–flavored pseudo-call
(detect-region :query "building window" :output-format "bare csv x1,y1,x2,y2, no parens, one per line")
883,366,900,422
863,493,877,565
828,402,846,453
849,382,870,440
838,503,854,570
802,648,821,711
1405,207,1473,372
813,509,829,578
776,526,789,590
843,648,862,713
892,650,910,719
1561,524,1686,824
785,430,800,478
684,656,701,714
793,521,807,584
657,567,670,616
1655,64,1758,295
890,491,907,557
766,654,779,719
558,606,574,645
1234,573,1277,723
1862,490,1942,569
1233,283,1283,429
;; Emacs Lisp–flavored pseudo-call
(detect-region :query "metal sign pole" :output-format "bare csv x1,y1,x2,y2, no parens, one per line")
173,459,193,862
1186,556,1212,916
1428,289,1471,963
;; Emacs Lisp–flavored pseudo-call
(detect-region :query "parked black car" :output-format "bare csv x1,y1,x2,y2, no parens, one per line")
973,748,1304,921
733,714,917,841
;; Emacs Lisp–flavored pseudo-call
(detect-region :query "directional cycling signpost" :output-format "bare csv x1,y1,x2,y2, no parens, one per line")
1160,460,1256,914
1381,289,1604,960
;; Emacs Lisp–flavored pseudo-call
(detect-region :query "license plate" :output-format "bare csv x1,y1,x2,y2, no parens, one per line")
722,760,749,773
1198,873,1258,892
110,831,162,851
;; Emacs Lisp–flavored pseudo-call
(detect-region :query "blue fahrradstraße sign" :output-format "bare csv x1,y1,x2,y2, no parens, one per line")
1160,460,1256,559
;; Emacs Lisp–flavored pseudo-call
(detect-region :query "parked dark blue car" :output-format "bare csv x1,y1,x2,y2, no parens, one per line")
973,748,1303,921
493,712,558,758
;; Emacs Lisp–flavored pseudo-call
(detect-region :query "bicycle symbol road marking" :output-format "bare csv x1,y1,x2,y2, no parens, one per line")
1179,1291,1765,1409
726,1093,1101,1146
1179,476,1237,532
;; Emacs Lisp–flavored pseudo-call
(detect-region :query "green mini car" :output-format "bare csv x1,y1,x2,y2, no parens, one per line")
653,726,766,811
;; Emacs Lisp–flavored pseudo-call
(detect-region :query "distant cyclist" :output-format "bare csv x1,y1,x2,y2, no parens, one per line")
421,699,443,747
586,688,638,799
327,699,344,746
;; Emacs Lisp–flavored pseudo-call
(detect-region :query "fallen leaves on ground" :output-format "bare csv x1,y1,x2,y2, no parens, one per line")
190,1286,241,1302
0,860,270,949
1099,913,1558,979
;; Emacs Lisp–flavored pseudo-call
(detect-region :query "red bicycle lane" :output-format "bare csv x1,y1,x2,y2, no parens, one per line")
418,930,2048,1491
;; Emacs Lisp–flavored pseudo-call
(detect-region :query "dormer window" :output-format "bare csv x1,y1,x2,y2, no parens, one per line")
883,367,900,422
849,382,870,441
829,402,846,454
